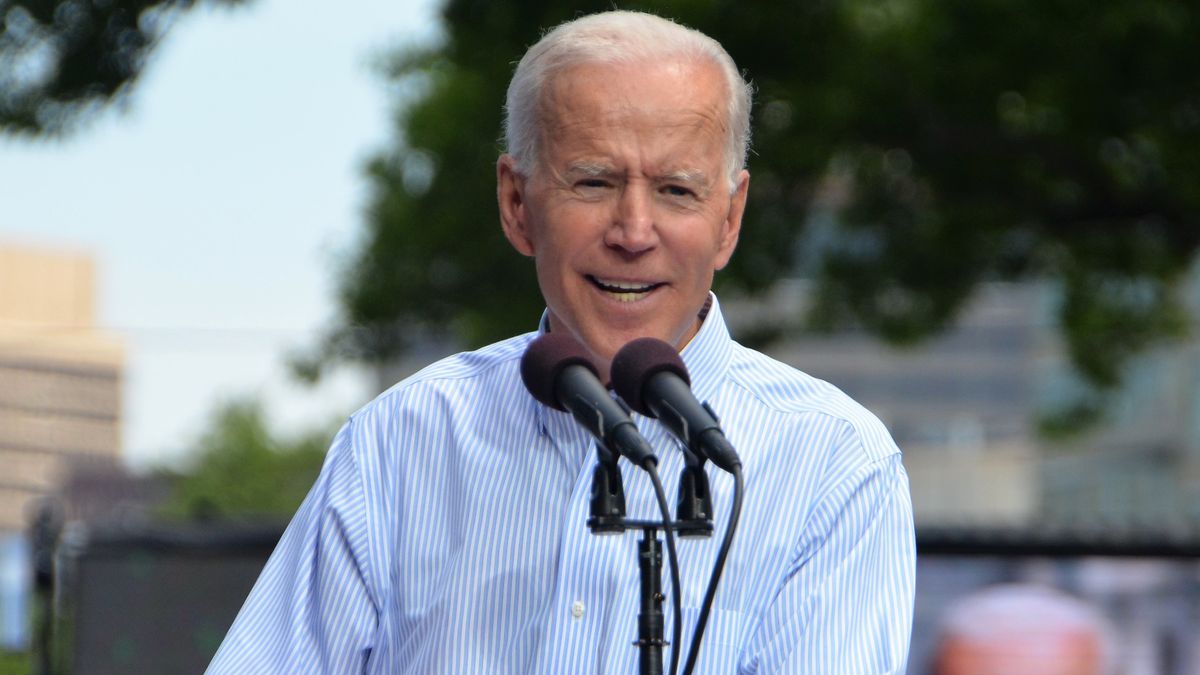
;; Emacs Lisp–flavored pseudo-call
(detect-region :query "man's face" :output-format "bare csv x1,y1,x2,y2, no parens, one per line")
498,58,749,379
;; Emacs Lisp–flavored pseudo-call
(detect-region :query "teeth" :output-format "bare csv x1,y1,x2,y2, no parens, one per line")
593,277,655,292
587,276,659,302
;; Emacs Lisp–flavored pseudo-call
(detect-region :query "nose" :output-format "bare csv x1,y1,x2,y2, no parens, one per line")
604,183,657,254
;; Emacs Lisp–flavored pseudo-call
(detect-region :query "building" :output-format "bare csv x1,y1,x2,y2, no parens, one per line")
726,273,1200,529
725,280,1044,525
0,244,124,533
1038,274,1200,527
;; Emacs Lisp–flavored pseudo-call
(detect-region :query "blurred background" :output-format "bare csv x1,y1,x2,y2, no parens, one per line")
2,0,1198,672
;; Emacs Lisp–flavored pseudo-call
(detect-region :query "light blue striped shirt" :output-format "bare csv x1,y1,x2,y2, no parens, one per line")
208,294,915,673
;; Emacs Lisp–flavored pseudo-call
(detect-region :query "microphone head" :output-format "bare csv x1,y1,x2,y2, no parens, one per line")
610,337,691,416
520,333,598,411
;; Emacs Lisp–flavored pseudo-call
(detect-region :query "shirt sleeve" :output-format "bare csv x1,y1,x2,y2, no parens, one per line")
206,420,380,674
742,450,916,673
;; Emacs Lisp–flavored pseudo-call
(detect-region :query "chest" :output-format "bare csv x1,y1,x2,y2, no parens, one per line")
370,415,806,674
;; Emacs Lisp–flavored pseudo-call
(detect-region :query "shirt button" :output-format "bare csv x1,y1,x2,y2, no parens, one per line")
571,601,585,619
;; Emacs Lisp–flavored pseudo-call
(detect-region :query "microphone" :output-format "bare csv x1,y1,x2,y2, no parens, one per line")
521,333,657,467
610,337,741,473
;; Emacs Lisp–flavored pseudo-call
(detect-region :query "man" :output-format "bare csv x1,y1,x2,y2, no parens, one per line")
209,10,915,673
930,584,1115,675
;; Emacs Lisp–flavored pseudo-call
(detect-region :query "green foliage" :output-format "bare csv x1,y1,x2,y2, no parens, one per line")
0,650,30,675
323,0,1198,415
0,0,248,136
158,398,335,521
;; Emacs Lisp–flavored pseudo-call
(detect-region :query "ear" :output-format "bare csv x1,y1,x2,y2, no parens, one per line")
497,154,535,257
713,169,749,270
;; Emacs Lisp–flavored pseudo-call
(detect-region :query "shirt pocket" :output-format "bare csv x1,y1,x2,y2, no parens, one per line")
679,606,747,674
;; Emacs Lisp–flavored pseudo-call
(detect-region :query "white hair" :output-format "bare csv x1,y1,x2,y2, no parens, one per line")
503,10,753,189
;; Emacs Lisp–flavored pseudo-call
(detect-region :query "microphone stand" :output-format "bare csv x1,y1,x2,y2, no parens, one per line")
635,528,666,675
586,442,713,675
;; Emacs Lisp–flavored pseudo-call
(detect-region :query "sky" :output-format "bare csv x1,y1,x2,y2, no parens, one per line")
0,0,441,470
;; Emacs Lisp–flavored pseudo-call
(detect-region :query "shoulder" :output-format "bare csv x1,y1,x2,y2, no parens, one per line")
348,332,535,429
325,333,538,496
723,342,899,464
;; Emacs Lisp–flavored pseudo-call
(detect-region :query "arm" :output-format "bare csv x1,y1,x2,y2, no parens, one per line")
206,421,380,674
743,452,916,673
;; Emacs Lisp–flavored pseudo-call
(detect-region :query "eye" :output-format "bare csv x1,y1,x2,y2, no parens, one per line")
577,178,611,189
662,184,694,198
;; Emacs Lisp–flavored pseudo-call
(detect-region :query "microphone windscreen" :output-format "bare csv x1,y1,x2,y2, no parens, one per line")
610,337,691,415
520,333,597,411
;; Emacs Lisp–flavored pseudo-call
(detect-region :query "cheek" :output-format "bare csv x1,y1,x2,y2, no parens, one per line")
532,253,563,291
532,245,580,304
666,227,729,273
532,210,604,263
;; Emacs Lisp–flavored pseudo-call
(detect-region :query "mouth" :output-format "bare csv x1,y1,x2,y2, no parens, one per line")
586,275,664,302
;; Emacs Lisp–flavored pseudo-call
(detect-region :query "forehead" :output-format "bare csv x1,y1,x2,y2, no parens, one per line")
535,59,729,167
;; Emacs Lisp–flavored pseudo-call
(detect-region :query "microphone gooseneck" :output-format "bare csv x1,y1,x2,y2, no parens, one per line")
521,333,657,467
610,337,741,472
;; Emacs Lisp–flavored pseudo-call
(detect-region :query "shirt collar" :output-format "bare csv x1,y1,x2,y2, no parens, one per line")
677,292,733,409
527,292,734,442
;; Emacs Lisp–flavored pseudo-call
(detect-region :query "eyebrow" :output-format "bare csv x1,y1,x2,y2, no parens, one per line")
564,162,615,177
564,162,710,185
661,168,709,185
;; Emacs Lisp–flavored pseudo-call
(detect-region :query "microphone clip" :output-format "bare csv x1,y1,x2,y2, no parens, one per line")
587,441,627,534
675,448,715,538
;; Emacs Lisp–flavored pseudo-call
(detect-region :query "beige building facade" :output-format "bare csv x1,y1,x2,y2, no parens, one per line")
0,244,124,533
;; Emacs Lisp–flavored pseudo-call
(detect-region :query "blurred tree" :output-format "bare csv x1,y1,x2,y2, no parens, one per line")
0,0,248,136
317,0,1199,427
159,398,334,521
0,652,31,675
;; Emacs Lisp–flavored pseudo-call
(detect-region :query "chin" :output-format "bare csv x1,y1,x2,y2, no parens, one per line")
555,312,682,362
585,336,625,365
593,328,671,363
